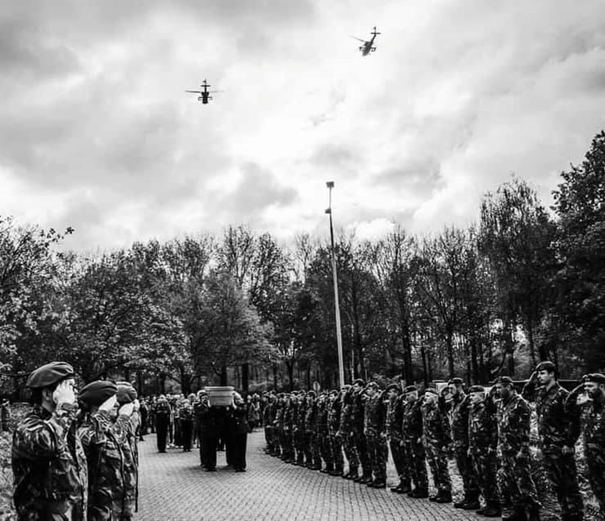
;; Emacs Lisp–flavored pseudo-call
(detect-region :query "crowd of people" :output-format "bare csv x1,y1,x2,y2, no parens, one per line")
259,363,605,521
8,360,605,521
11,362,141,520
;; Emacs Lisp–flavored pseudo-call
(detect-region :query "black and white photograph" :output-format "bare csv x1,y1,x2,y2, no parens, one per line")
0,0,604,520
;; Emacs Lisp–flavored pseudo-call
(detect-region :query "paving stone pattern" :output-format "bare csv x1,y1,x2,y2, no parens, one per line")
137,431,476,521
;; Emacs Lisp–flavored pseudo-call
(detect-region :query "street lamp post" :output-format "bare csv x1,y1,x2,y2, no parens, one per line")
326,181,345,388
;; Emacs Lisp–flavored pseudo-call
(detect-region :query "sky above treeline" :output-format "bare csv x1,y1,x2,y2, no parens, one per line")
1,0,605,251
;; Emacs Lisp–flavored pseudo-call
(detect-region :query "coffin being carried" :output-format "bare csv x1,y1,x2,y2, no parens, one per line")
205,386,234,407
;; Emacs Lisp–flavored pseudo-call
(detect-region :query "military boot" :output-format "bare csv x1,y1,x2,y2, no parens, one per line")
434,490,453,503
344,467,359,480
321,463,333,474
481,503,502,518
358,472,373,484
409,488,429,499
462,495,481,510
368,478,386,488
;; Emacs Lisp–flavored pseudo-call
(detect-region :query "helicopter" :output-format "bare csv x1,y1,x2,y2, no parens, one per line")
185,79,221,104
349,26,381,56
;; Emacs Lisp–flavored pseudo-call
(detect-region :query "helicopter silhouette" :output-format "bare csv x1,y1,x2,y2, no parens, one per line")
185,80,221,104
349,26,381,56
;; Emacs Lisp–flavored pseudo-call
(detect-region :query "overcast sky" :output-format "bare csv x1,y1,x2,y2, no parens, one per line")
1,0,604,251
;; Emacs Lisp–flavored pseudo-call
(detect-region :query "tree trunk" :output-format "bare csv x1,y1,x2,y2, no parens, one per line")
272,364,278,390
220,365,228,386
242,363,249,393
446,329,455,379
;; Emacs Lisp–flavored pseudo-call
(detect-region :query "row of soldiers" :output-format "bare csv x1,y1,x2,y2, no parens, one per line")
11,361,141,520
262,363,605,521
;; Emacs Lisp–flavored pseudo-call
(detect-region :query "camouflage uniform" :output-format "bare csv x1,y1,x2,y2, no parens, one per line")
386,393,410,490
363,390,387,486
304,395,321,469
78,410,135,520
448,393,480,504
339,389,359,478
316,395,333,472
523,380,583,521
402,395,429,496
281,398,295,462
273,398,286,459
578,391,605,514
421,394,452,499
497,391,541,519
468,398,500,513
327,393,344,474
293,397,306,465
262,397,277,455
12,403,88,520
352,389,372,479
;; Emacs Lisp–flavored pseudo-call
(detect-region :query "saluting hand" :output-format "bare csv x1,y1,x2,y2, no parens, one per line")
53,380,76,406
99,395,118,412
119,403,135,417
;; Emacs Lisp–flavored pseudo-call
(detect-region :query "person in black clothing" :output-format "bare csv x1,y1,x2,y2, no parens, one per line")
179,399,194,452
198,395,229,471
155,395,171,453
230,392,250,472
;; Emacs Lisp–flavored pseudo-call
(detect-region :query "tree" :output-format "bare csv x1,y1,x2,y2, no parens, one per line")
553,130,605,370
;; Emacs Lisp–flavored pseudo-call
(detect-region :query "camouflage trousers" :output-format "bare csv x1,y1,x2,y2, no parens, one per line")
531,455,562,521
294,428,306,462
585,444,605,513
454,445,480,498
342,432,359,469
424,440,451,493
280,428,294,460
354,430,372,473
497,451,541,518
305,431,321,467
365,432,387,481
317,429,333,468
389,437,410,485
403,437,429,492
542,449,583,521
329,432,344,470
470,450,500,504
264,425,276,453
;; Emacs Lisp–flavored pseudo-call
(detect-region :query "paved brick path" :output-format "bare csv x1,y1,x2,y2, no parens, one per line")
137,431,477,521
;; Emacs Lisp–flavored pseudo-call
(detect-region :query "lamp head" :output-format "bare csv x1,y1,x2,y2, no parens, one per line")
326,181,335,189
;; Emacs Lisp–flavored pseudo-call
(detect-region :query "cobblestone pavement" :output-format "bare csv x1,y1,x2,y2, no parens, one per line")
137,431,478,521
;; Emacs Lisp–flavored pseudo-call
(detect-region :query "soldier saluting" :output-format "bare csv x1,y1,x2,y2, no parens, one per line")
12,361,88,520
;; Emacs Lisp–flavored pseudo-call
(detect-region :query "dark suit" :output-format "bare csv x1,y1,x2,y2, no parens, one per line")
230,403,249,471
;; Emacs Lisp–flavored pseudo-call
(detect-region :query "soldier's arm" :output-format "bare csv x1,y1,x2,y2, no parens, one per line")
13,403,77,460
521,372,538,402
516,400,532,457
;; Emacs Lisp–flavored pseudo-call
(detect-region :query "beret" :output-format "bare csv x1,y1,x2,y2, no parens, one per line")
79,381,118,407
404,385,417,393
307,391,316,398
366,381,379,389
495,376,514,385
424,388,439,396
535,361,556,372
353,378,366,386
385,384,401,393
584,373,605,384
448,377,464,386
116,381,137,404
468,385,485,393
26,362,75,389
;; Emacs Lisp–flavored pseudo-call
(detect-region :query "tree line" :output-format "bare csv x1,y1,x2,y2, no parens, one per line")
1,131,604,395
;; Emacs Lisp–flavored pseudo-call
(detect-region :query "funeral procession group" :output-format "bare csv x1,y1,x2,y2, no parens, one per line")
6,358,605,521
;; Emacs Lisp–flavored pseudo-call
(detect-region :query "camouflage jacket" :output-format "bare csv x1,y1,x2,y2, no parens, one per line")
327,398,341,434
304,400,317,434
385,396,404,441
351,392,365,433
12,403,88,520
78,411,134,520
579,395,605,451
363,393,385,436
522,381,579,450
468,401,498,454
273,403,284,429
179,403,194,423
421,401,451,446
338,390,355,435
316,399,329,433
262,401,275,427
497,392,531,455
402,398,423,441
448,394,471,448
294,401,306,432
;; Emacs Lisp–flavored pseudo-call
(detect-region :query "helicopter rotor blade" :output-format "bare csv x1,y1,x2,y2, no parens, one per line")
185,90,204,93
348,35,366,42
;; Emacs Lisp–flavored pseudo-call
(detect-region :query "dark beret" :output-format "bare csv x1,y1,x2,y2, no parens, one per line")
307,391,316,398
535,361,556,373
366,382,379,390
353,379,366,387
424,388,439,396
79,381,118,407
448,377,464,386
26,362,75,389
385,384,401,394
404,385,417,393
495,376,514,385
116,381,137,404
468,385,485,393
584,373,605,385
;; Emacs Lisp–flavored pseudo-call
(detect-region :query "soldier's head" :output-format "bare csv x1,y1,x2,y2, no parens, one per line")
307,391,316,403
404,385,418,401
423,388,439,405
535,361,557,386
352,379,366,393
495,376,515,399
468,385,486,405
448,377,464,398
583,373,605,399
78,380,118,414
365,382,378,397
233,391,244,405
26,362,76,411
329,389,339,402
385,383,400,401
340,384,351,397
